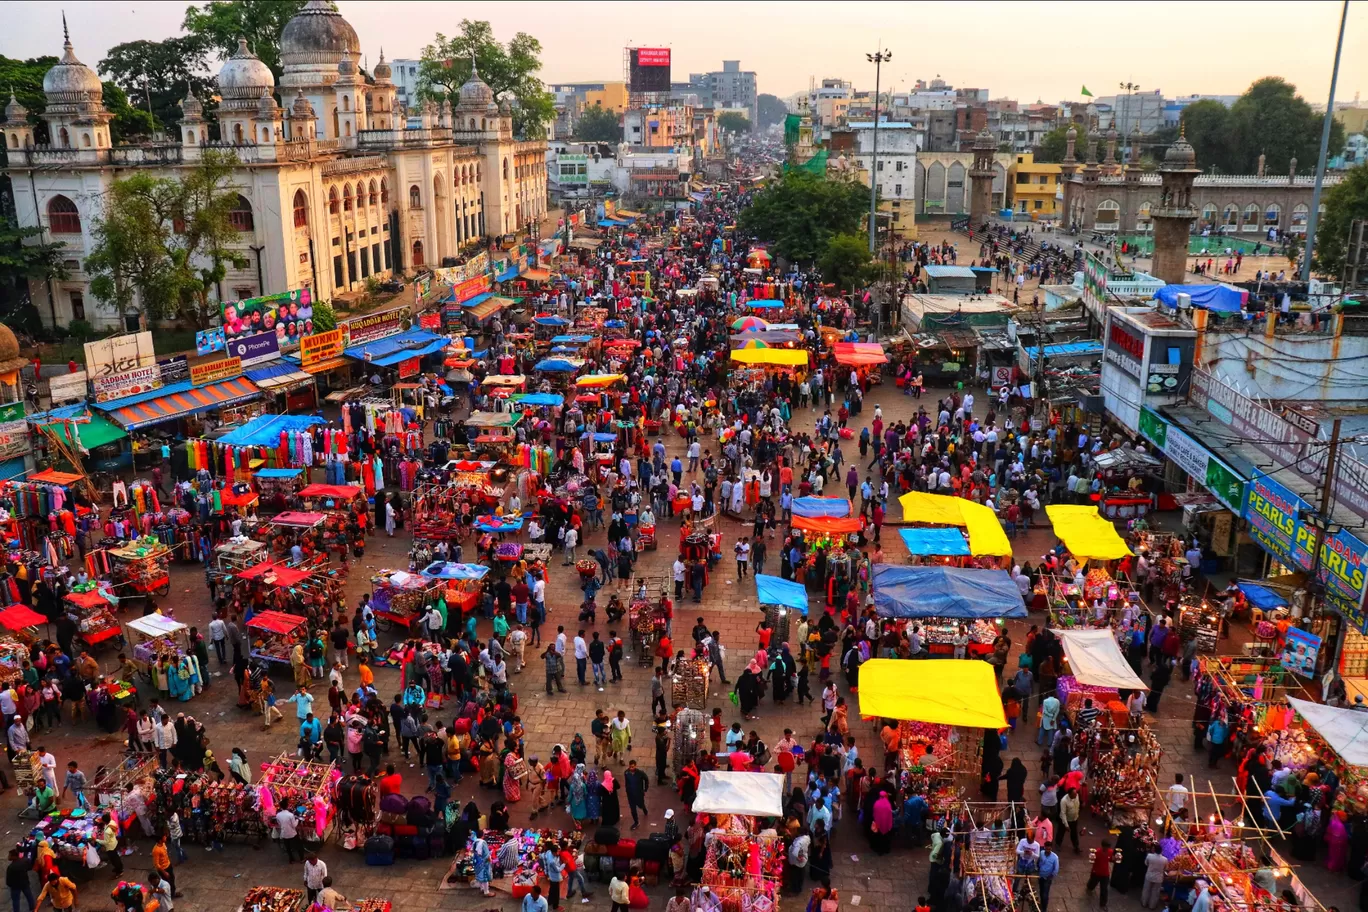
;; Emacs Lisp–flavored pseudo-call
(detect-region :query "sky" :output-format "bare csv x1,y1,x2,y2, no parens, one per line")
4,0,1365,106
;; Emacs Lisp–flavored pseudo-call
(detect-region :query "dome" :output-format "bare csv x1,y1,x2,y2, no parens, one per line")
291,89,316,119
457,61,495,111
180,90,204,120
498,96,512,115
280,0,360,70
0,325,20,363
218,39,275,98
43,30,103,102
4,92,28,126
1164,135,1197,169
337,50,356,77
257,88,279,119
373,49,392,82
972,127,995,150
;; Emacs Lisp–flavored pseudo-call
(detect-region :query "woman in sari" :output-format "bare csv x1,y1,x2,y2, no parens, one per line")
471,834,493,896
478,740,500,789
167,656,193,702
567,765,590,828
502,743,523,803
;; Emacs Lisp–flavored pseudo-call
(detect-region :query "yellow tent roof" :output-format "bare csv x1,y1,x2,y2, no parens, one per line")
858,658,1007,728
896,492,1011,557
575,374,626,387
1045,505,1133,561
729,348,809,367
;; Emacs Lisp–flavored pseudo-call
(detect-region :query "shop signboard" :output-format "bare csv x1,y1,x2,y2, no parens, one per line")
433,251,489,287
190,356,242,387
1282,627,1321,678
1242,473,1368,633
397,357,420,379
220,288,313,350
1138,407,1245,512
84,332,156,380
453,273,492,304
340,307,406,348
47,371,88,405
157,356,189,384
93,364,162,403
0,402,28,461
195,327,226,355
227,332,280,368
418,312,442,331
300,329,344,369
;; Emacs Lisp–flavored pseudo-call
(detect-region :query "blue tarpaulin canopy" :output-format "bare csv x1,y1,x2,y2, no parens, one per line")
217,414,326,447
512,392,565,407
596,220,618,228
421,561,490,581
583,431,618,443
1238,581,1289,610
551,335,594,344
898,527,971,557
344,328,449,367
747,300,784,309
791,497,852,519
535,358,581,372
1153,283,1248,313
605,320,626,328
872,565,1026,619
533,316,570,326
474,515,524,533
254,467,304,479
496,267,518,282
754,574,809,615
463,292,494,309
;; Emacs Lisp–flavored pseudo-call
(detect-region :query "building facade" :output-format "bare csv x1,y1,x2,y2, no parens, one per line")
1009,152,1062,219
388,57,422,113
1,1,547,330
912,151,1010,217
695,61,757,125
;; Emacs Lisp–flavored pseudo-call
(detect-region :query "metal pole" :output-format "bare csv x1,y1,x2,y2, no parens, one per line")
1301,0,1349,282
868,56,881,253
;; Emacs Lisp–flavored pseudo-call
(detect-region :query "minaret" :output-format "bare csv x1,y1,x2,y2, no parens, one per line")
1150,125,1200,286
288,88,316,140
369,49,399,130
1059,125,1080,229
334,50,364,143
178,89,205,148
3,92,34,151
256,88,282,143
968,127,996,226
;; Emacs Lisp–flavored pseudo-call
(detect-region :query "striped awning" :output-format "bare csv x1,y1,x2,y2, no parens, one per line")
106,377,263,430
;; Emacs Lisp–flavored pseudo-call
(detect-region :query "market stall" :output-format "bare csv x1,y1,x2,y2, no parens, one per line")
237,887,304,912
754,574,807,646
246,609,307,666
956,801,1042,912
871,565,1026,655
253,467,305,514
692,772,785,912
63,586,123,650
1044,505,1133,565
420,561,490,615
369,568,439,630
124,613,193,683
1194,655,1310,756
442,828,572,895
259,753,339,845
897,492,1013,566
0,604,49,646
105,537,174,604
1285,697,1368,813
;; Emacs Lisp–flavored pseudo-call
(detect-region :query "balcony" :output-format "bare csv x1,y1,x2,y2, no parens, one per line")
108,144,183,166
321,156,388,177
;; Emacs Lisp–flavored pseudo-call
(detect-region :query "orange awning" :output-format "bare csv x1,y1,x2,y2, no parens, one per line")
28,470,85,486
792,515,865,534
832,342,888,366
107,377,263,430
521,268,552,282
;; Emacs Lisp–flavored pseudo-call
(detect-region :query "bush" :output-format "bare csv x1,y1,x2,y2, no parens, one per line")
312,301,337,331
67,320,94,341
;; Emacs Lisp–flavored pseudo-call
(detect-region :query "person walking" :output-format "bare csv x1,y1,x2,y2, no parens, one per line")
624,760,649,830
1085,839,1115,910
303,853,328,905
543,645,566,696
1037,844,1059,911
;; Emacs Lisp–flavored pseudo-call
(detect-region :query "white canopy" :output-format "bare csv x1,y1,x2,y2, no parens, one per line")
126,614,188,639
1288,697,1368,767
1057,628,1149,692
691,771,785,817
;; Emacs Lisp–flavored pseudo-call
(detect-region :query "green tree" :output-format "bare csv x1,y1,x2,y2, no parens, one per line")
756,94,788,129
574,105,621,143
85,150,247,328
99,36,215,135
103,82,158,144
718,112,752,134
1311,161,1368,277
0,55,58,144
311,299,336,331
1033,126,1071,162
818,234,873,294
182,0,307,80
737,170,868,264
1228,77,1343,175
0,217,69,336
417,20,554,140
1176,99,1234,172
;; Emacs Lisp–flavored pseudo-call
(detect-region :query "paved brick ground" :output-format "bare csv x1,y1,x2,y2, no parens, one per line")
11,381,1360,912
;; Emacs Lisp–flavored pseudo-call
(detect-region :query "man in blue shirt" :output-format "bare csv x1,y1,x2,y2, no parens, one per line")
1037,845,1059,910
521,884,548,912
299,713,322,758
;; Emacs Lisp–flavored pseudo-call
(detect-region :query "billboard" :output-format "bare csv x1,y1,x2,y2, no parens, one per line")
190,356,242,387
300,330,344,370
221,288,314,350
0,402,28,462
340,307,407,348
93,364,162,403
84,331,156,380
629,47,671,93
227,332,280,368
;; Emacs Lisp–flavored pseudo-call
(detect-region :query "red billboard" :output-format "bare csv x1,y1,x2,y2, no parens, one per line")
629,48,672,93
636,48,670,66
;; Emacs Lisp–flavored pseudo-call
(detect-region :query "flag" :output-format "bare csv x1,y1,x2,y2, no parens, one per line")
1080,85,1093,97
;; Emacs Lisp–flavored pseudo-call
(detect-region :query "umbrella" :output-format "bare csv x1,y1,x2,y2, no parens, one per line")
732,316,768,331
739,339,770,349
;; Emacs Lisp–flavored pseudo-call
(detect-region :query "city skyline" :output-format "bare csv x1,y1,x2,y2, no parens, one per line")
3,0,1364,111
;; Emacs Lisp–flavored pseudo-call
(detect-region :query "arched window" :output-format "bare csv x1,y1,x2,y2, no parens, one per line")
292,189,308,228
368,180,377,206
343,96,350,112
469,118,475,130
1265,203,1281,226
48,196,80,234
412,240,424,266
261,127,270,142
328,187,339,214
1243,204,1260,231
1095,199,1120,229
233,123,244,144
1201,204,1217,227
343,185,353,211
502,158,509,180
481,118,486,130
344,122,351,137
6,135,14,149
409,185,421,209
186,130,195,144
58,127,70,148
81,133,91,148
380,180,389,205
229,195,254,232
1292,204,1309,229
1223,204,1239,227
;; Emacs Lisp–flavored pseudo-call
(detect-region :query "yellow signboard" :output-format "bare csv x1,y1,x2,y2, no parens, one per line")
300,329,344,369
189,356,242,387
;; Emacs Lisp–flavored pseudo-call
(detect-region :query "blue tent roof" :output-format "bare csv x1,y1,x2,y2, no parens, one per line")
747,300,784,309
582,431,618,443
254,468,304,478
244,362,300,383
1238,581,1288,610
872,564,1026,619
550,335,594,344
754,574,809,615
473,515,524,533
512,392,564,407
535,358,580,372
791,497,851,519
421,561,490,581
898,527,971,557
534,316,570,326
1153,283,1248,313
605,320,626,328
463,292,494,309
1022,341,1104,362
344,328,449,367
924,265,977,279
217,413,326,447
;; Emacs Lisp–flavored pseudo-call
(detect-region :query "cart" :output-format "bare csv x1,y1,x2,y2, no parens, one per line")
124,613,190,677
63,588,123,651
246,610,307,666
107,538,173,603
628,577,670,666
370,568,438,631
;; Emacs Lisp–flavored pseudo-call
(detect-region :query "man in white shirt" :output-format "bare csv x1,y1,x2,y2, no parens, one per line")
1166,773,1190,816
673,557,686,599
562,525,579,565
687,439,701,472
573,632,589,686
303,853,328,903
276,807,303,862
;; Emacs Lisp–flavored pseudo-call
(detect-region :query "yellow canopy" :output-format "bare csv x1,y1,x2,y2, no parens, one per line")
858,658,1007,728
575,374,626,388
1045,505,1133,561
896,492,1012,557
729,348,809,367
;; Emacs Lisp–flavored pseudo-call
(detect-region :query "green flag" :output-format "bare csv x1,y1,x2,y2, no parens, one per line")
1080,85,1094,97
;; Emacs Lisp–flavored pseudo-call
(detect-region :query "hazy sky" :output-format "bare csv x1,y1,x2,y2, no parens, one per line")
5,0,1365,105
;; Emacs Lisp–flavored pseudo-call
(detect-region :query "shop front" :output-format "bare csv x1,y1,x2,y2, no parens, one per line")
96,376,266,438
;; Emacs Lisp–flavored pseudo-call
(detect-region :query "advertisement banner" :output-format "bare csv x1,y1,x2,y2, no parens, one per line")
47,371,88,405
0,401,28,461
84,332,156,380
1138,407,1245,512
221,288,313,350
195,327,226,356
227,332,280,367
433,251,490,287
418,312,442,331
190,356,242,387
452,273,492,304
340,307,406,348
1282,627,1322,678
397,357,420,379
300,330,344,370
157,356,189,384
93,364,162,403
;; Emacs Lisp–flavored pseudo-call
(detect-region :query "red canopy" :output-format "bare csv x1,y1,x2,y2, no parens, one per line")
246,610,306,635
791,515,864,534
299,484,362,501
0,605,47,631
832,342,888,367
64,589,110,610
272,511,326,527
219,488,259,510
237,562,312,587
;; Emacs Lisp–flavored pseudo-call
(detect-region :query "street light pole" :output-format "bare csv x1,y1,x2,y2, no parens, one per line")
1301,0,1350,282
867,48,891,254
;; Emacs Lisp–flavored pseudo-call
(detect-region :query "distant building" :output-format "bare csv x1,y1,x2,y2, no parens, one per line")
1095,90,1166,134
915,151,1010,216
1162,94,1240,127
1010,152,1062,219
690,61,757,124
389,57,422,111
1334,106,1368,136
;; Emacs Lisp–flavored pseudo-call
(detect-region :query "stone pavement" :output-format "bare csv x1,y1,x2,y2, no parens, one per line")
8,381,1360,912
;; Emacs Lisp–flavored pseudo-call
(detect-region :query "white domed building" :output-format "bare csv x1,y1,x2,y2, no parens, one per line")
2,2,548,331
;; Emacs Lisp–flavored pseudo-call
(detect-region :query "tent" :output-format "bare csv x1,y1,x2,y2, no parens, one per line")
575,374,626,387
127,614,188,640
420,562,490,581
791,514,863,534
1238,581,1290,611
237,562,313,587
754,574,808,615
1056,628,1149,691
896,492,1012,557
299,484,362,501
511,392,565,407
217,414,326,447
691,771,785,817
858,659,1007,728
730,348,809,367
1045,505,1133,561
872,565,1026,619
898,527,970,557
832,342,889,366
791,497,852,519
535,358,582,373
1288,697,1368,767
0,605,47,631
1153,283,1248,314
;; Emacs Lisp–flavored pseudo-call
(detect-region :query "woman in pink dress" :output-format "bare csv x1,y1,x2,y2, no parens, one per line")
1326,809,1350,872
